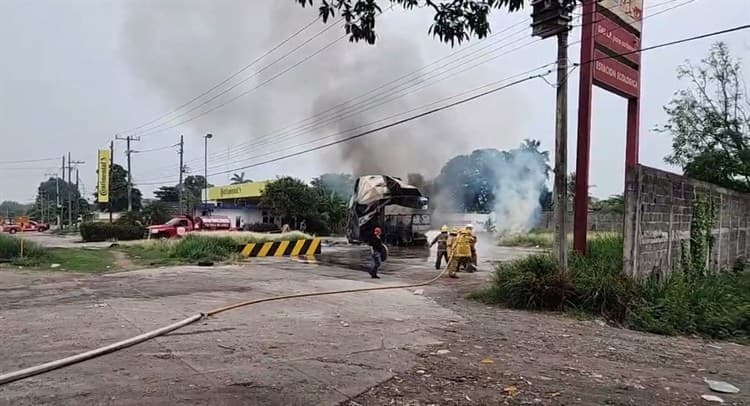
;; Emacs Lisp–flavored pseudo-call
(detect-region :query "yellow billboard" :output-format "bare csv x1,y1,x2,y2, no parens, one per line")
206,181,268,201
97,149,111,203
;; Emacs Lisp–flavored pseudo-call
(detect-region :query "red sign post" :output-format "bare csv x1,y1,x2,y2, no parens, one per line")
574,0,643,254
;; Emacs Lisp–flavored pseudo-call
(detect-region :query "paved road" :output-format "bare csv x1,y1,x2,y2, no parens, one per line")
0,246,499,405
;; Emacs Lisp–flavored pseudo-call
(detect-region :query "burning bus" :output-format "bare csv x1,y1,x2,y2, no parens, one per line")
346,175,430,246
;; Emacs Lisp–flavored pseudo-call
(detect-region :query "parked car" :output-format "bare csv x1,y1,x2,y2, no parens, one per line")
147,215,232,239
3,220,50,234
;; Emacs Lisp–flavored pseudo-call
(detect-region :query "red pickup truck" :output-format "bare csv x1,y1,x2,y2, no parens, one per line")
147,215,232,239
3,221,50,234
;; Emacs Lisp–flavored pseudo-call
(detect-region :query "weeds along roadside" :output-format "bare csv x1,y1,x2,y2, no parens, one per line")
472,235,750,342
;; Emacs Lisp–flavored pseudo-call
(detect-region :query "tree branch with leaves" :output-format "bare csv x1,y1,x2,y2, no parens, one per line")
658,42,750,191
292,0,560,46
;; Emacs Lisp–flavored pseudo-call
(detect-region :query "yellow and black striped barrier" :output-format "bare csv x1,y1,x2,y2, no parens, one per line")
240,238,321,258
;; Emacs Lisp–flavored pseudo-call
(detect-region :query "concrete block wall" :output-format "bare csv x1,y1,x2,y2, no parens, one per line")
623,165,750,278
534,211,623,233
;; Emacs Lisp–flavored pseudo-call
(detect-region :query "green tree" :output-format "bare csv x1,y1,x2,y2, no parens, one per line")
183,175,211,213
436,140,550,212
154,186,179,202
96,164,142,212
261,177,319,227
230,172,251,184
142,201,172,225
0,201,32,218
310,173,354,199
293,0,571,45
28,177,88,225
659,42,750,192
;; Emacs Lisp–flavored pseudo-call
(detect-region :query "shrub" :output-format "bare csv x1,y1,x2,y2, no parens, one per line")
302,217,331,236
171,235,238,262
475,254,575,311
243,223,281,233
0,234,45,260
474,233,750,341
80,222,146,242
570,236,640,321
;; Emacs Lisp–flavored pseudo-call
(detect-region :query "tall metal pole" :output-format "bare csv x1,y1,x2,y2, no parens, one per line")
203,133,213,207
178,135,184,214
116,135,139,212
126,136,133,212
109,140,114,223
67,152,73,228
75,168,80,227
60,156,65,229
552,29,569,270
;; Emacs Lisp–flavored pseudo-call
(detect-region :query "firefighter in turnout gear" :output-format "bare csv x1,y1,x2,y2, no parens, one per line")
466,224,477,272
430,225,449,269
449,229,473,278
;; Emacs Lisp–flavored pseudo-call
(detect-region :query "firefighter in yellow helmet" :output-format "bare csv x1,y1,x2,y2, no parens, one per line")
466,224,477,273
430,225,450,269
449,228,474,278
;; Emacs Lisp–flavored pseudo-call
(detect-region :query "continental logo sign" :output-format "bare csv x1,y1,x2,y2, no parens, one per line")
207,181,268,201
241,238,321,258
97,149,111,203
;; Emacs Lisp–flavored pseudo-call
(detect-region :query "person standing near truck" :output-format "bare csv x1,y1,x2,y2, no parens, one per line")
369,227,386,279
430,225,449,269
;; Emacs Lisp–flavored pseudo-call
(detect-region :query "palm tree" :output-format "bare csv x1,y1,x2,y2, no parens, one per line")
230,172,250,185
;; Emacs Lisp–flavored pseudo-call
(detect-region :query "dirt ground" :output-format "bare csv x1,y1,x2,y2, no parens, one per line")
0,235,747,405
349,278,750,405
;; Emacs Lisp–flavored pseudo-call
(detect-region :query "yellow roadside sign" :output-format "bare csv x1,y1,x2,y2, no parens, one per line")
97,149,111,203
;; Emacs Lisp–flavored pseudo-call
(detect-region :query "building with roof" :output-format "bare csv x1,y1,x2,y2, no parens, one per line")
200,180,277,228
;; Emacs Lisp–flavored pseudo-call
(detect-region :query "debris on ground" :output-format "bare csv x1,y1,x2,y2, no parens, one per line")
413,289,424,295
701,394,725,403
435,349,450,355
704,378,740,394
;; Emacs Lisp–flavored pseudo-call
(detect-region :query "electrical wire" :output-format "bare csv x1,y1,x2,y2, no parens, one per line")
148,0,695,175
206,23,750,178
117,16,323,136
0,157,59,164
135,0,716,185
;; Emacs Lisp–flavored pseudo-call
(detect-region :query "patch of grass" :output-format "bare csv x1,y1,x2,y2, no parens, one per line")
172,235,238,262
0,234,46,261
496,231,620,248
125,232,315,265
123,241,183,267
42,248,116,272
473,234,750,342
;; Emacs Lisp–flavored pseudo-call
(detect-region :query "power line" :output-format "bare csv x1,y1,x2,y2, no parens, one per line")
151,0,692,174
210,74,547,176
132,18,346,138
118,16,322,136
0,157,59,164
134,0,722,184
206,23,750,178
149,17,535,173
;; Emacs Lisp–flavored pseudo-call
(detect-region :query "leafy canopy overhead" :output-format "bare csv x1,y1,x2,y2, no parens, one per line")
293,0,557,45
658,42,750,192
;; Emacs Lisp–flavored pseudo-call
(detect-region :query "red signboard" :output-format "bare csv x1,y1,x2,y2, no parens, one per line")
594,12,641,64
593,50,640,98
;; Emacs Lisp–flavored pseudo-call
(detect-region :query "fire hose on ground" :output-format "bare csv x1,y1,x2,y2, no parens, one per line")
0,252,463,387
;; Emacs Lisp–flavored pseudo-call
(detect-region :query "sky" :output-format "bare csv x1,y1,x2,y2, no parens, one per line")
0,0,748,203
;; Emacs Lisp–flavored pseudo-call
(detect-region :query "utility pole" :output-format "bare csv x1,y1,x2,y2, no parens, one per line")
178,134,184,214
531,0,573,270
109,140,114,223
61,156,65,229
48,170,61,228
75,167,80,227
116,135,140,212
552,29,569,269
65,153,85,228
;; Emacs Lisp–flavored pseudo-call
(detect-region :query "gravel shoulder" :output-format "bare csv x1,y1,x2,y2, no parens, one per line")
350,277,750,406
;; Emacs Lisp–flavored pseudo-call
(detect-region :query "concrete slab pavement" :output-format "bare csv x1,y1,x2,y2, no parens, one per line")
0,261,460,405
